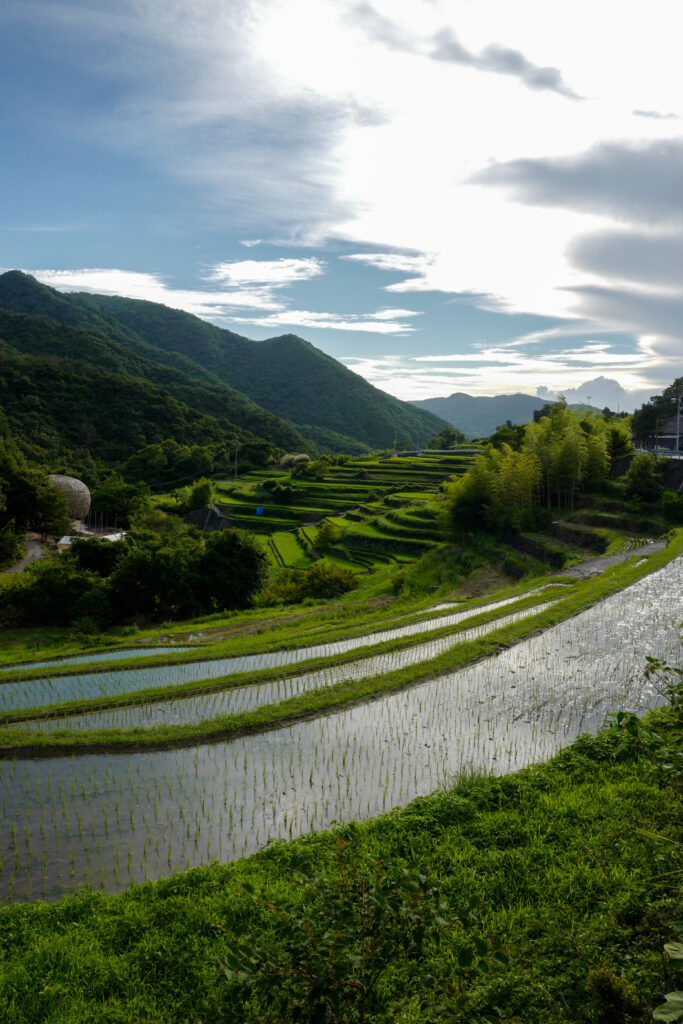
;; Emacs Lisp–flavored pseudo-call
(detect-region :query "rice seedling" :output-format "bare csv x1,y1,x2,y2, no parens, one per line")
0,557,679,903
0,592,550,713
20,600,560,733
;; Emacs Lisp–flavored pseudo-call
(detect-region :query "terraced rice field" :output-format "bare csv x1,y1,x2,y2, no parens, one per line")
208,450,474,567
0,592,550,712
20,601,558,732
0,556,680,903
0,647,192,674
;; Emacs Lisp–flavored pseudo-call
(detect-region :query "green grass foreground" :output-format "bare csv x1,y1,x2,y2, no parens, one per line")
0,706,680,1023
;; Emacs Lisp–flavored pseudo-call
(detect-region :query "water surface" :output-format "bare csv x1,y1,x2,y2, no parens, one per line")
0,556,679,903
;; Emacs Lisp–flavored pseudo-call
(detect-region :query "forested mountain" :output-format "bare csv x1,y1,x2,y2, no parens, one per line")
0,273,448,450
0,309,309,453
74,292,449,448
0,343,272,466
0,271,223,385
411,392,550,438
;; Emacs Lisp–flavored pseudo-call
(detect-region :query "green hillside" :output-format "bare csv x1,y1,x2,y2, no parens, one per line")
0,270,224,385
0,344,265,466
51,287,449,449
0,272,447,452
0,308,309,453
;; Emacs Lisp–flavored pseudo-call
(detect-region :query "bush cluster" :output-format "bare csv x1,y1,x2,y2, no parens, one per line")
260,561,357,605
0,510,268,628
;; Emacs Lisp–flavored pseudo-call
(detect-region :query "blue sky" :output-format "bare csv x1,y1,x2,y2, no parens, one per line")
1,0,682,409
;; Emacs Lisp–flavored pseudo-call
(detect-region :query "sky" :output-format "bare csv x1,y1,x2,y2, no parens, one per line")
1,0,682,411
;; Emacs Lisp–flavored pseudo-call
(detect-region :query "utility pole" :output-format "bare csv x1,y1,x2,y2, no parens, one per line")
676,387,681,454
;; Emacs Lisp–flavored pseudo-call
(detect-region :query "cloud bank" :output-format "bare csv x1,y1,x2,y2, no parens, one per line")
28,265,418,335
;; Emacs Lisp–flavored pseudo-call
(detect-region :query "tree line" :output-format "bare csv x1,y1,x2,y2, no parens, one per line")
0,510,269,629
441,404,633,536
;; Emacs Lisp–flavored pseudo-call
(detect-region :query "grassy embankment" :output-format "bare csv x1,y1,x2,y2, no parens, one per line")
0,699,680,1023
0,531,679,756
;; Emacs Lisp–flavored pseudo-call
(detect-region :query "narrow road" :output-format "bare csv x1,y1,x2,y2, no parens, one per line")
558,539,668,579
3,539,46,575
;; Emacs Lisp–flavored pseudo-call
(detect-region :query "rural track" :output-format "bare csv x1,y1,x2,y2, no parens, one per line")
557,539,667,579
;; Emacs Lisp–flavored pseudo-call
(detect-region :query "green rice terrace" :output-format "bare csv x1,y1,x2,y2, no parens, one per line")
1,446,682,1023
190,450,479,570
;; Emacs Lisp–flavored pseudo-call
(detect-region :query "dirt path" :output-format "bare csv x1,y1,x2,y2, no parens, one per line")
3,539,46,575
557,539,668,579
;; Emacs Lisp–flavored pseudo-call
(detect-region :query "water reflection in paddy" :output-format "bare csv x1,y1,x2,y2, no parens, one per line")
27,601,558,731
0,556,679,903
0,593,539,712
0,647,193,675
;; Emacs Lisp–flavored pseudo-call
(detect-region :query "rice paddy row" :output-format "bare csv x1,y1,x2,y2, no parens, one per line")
0,535,680,757
0,551,679,903
0,576,560,681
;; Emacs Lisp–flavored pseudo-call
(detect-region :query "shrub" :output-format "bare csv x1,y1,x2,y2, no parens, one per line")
535,539,568,568
316,521,343,550
662,489,683,524
0,558,107,627
280,453,310,469
303,561,356,598
292,459,327,481
584,965,645,1023
0,523,25,569
71,537,124,576
623,453,662,501
1,513,268,626
185,477,213,511
261,561,357,605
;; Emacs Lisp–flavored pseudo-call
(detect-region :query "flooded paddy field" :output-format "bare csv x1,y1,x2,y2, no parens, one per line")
0,592,547,713
0,647,193,675
22,601,558,731
0,556,679,904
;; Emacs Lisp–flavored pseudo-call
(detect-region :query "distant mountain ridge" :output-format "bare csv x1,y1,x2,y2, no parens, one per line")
0,271,448,452
411,391,550,438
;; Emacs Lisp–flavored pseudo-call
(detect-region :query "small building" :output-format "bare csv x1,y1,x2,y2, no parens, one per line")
183,505,232,532
652,415,682,452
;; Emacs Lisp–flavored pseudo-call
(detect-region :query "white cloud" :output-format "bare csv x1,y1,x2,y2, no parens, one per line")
412,342,647,369
30,268,284,314
342,252,433,274
29,267,419,335
537,376,656,409
7,0,683,394
226,307,420,333
340,333,665,403
206,257,325,285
